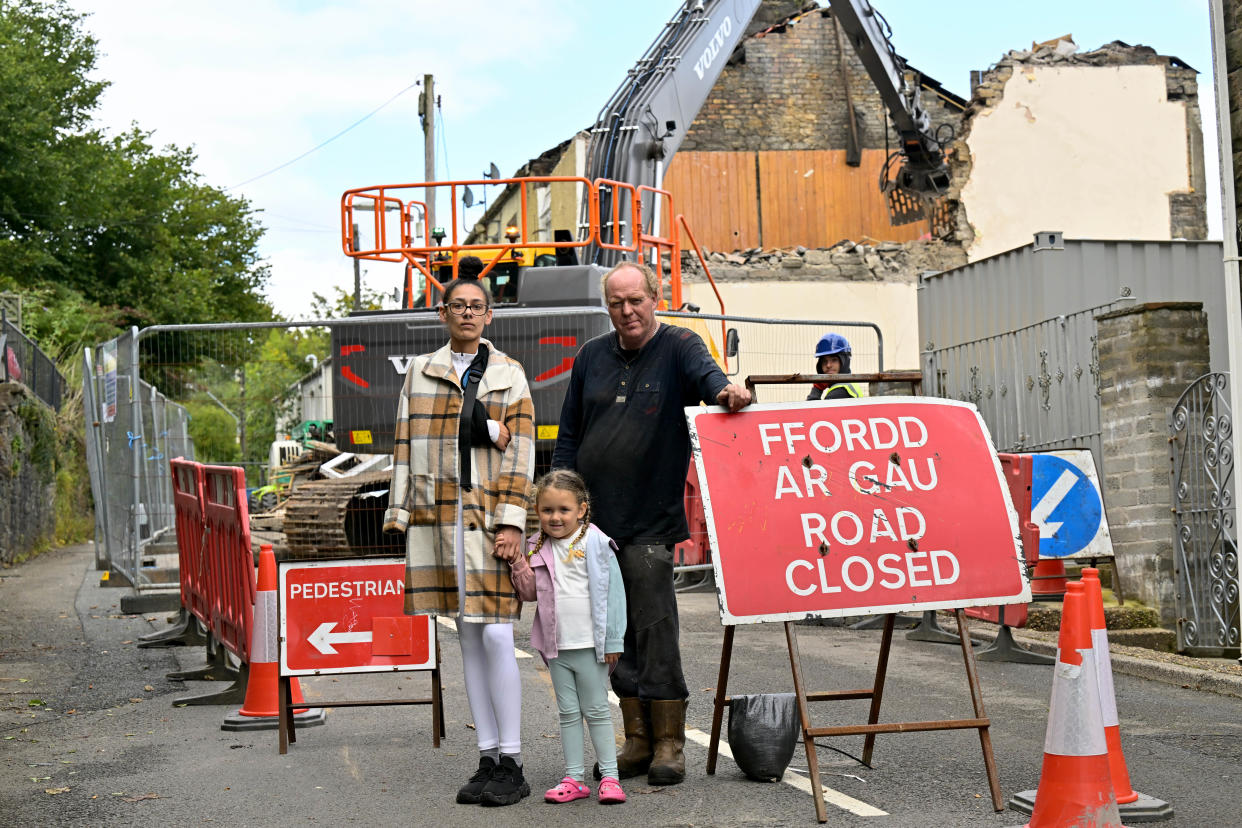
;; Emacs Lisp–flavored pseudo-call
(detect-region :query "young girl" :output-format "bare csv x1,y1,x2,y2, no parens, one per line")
509,470,628,805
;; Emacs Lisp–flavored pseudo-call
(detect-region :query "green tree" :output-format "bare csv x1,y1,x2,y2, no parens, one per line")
184,401,241,464
0,0,274,354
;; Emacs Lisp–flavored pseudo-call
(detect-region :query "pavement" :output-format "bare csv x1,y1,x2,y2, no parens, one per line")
3,542,1241,826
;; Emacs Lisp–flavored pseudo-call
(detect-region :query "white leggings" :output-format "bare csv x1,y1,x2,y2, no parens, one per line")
455,619,522,754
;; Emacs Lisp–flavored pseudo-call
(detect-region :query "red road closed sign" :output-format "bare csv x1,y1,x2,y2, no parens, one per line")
687,398,1031,624
278,557,434,675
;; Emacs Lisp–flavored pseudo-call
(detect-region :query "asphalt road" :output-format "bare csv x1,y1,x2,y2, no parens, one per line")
2,544,1240,827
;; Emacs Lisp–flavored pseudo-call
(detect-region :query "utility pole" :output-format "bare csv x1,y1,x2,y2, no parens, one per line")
421,73,436,235
352,222,361,311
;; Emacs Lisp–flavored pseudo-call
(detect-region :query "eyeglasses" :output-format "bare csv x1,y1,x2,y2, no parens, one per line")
443,301,489,316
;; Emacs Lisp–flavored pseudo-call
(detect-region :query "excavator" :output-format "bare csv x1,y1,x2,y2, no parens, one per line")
281,0,951,555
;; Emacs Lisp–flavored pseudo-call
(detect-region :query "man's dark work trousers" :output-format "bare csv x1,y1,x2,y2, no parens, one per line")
610,543,689,701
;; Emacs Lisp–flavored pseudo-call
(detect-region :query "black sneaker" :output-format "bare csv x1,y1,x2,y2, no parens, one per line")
456,756,497,804
479,755,530,806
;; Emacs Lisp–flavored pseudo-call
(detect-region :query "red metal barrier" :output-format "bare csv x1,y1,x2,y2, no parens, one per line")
170,458,210,625
675,466,710,568
967,453,1035,627
202,464,255,663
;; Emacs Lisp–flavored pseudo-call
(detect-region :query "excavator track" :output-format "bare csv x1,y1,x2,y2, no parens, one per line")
281,470,399,559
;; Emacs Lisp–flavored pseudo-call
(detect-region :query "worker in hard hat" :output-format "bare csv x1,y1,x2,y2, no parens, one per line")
807,333,863,401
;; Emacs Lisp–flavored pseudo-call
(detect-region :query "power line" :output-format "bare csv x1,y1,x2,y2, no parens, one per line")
227,81,420,191
436,99,451,181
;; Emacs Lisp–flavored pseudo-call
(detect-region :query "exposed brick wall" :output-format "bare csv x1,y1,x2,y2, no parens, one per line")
1095,302,1210,624
681,5,963,153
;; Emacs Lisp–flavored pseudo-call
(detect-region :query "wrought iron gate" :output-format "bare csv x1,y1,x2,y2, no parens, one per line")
1169,372,1241,657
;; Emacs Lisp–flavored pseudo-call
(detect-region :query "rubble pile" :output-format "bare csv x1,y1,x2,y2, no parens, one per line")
678,238,965,283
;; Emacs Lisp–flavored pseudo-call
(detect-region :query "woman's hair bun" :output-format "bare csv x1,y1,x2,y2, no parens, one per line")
457,256,484,280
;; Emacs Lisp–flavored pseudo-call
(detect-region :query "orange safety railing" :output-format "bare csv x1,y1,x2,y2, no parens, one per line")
342,177,596,308
674,213,729,372
340,176,732,333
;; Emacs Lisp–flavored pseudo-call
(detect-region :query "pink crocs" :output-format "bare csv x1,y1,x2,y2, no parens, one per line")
545,777,590,804
597,776,626,804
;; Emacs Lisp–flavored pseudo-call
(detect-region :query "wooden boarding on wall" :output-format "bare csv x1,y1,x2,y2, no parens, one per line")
757,150,928,249
662,151,760,251
663,150,932,253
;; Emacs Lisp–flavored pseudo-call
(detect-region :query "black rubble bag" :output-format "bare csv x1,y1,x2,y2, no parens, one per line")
728,693,800,782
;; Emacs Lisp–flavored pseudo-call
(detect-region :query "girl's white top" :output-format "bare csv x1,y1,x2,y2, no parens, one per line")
549,535,593,650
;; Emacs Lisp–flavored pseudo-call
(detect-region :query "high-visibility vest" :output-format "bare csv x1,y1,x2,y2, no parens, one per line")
822,382,864,400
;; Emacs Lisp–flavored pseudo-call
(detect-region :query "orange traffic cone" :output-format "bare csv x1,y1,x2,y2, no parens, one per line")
222,545,325,731
1029,558,1069,596
1015,581,1122,827
1080,568,1174,821
1080,568,1136,804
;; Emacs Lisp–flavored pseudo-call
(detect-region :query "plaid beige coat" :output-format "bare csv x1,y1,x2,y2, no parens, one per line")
382,338,535,622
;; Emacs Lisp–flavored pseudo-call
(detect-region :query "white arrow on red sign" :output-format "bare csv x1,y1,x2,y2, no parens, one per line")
308,622,371,655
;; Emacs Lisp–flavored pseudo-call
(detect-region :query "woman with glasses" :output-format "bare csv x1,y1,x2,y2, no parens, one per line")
383,264,536,807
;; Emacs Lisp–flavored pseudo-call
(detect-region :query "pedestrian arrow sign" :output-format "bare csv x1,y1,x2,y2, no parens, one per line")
278,557,434,675
1030,450,1113,560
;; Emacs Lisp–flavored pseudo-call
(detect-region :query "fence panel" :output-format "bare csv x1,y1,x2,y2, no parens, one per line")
88,311,889,573
1170,373,1241,657
203,464,254,662
658,311,883,404
170,459,210,625
82,328,194,587
923,301,1121,472
2,316,64,410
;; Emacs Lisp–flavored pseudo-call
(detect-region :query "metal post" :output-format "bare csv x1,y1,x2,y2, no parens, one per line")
128,327,144,579
83,346,111,570
423,73,436,233
239,363,247,470
352,223,362,311
1209,0,1242,665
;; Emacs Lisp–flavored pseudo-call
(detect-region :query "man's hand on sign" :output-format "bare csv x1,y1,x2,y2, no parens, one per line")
493,526,523,562
716,383,753,413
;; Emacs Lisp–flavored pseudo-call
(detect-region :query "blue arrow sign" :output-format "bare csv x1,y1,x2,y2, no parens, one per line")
1030,454,1104,558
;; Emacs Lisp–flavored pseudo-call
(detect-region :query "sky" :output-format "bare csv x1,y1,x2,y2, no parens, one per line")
69,0,1221,319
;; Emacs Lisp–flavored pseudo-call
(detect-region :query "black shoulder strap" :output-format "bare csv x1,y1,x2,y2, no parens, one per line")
458,344,490,492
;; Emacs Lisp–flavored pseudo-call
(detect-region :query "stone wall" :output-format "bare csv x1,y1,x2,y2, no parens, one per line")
0,383,58,565
681,4,963,153
948,39,1208,259
1095,302,1210,624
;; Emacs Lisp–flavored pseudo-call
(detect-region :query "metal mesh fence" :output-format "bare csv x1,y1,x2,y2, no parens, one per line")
657,311,884,404
85,310,886,570
921,300,1125,473
83,330,194,586
2,316,65,410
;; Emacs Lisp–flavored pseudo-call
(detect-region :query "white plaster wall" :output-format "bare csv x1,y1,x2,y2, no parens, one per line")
682,280,919,401
961,64,1190,262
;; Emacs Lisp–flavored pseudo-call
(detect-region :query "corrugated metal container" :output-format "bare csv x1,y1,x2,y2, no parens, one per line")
920,237,1227,370
918,236,1225,469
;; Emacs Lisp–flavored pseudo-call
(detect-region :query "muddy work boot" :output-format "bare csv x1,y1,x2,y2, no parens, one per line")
647,699,687,786
616,697,653,779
